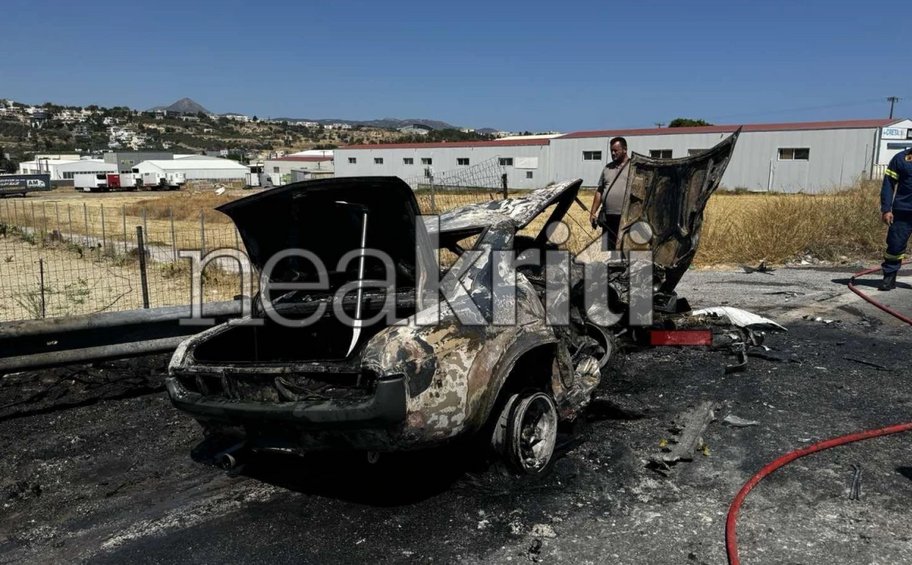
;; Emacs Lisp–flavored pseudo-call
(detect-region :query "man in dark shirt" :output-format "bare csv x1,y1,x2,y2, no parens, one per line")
879,147,912,290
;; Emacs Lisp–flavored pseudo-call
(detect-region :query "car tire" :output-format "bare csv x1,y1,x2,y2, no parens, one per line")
494,391,559,475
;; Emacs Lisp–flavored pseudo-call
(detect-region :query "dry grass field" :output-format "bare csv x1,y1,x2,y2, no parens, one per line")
0,180,891,321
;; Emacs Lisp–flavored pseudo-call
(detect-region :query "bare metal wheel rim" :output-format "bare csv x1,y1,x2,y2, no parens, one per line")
510,392,558,473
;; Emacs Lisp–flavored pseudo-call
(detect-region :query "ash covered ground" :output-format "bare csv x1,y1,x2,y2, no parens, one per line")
2,266,911,564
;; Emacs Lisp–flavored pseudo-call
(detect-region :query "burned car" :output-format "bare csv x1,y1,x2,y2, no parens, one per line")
166,132,739,474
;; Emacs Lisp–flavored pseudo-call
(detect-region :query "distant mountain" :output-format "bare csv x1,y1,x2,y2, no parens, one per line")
272,117,458,130
149,97,211,115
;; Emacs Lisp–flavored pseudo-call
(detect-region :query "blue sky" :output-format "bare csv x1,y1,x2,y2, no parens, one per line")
1,0,907,131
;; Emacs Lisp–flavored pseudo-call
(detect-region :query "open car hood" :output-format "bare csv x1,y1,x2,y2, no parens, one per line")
218,177,428,288
616,130,739,294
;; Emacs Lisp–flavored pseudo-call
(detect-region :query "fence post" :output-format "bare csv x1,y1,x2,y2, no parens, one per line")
136,226,150,309
100,204,107,252
142,207,148,240
501,173,508,199
170,207,177,261
83,203,89,248
122,204,128,254
429,172,436,214
38,258,46,319
67,204,73,244
30,201,36,234
54,202,60,236
200,210,206,255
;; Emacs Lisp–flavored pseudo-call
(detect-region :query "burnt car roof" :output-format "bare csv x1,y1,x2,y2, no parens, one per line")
432,178,583,243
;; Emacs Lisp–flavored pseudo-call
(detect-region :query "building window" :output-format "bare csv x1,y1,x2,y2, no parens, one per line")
348,157,356,164
687,149,705,156
650,149,672,159
403,157,414,165
526,171,533,179
457,158,470,166
374,157,384,164
778,148,810,160
421,157,432,165
582,151,602,161
273,166,280,173
499,157,513,166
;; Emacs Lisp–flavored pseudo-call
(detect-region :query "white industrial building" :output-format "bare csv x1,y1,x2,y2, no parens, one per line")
131,158,249,182
334,139,552,190
263,156,335,185
18,158,116,181
334,118,909,193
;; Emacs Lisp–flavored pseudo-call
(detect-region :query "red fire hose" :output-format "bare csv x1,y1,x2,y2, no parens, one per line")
725,422,912,565
847,261,912,325
725,262,912,565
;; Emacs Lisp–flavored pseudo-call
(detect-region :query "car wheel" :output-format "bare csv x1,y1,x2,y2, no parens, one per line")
494,391,558,475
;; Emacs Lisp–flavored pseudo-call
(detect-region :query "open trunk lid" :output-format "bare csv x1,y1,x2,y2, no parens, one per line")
217,177,427,291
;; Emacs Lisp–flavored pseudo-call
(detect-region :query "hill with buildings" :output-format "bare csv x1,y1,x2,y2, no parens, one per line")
0,98,499,166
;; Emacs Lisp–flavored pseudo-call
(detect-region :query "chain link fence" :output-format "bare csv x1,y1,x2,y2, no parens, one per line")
406,157,509,213
0,170,597,323
0,198,249,322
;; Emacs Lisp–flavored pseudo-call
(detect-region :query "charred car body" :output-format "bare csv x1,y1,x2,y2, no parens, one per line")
167,132,740,473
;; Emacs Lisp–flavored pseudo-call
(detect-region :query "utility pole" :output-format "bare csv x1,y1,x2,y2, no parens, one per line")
887,96,900,119
654,122,665,128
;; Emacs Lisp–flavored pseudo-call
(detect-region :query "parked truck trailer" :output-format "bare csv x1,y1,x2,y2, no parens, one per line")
0,174,52,197
74,173,137,192
134,170,185,191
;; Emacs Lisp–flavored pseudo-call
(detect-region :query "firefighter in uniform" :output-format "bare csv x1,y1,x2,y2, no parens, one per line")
879,147,912,290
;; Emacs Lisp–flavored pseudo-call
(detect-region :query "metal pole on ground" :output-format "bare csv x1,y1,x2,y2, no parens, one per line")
136,226,150,309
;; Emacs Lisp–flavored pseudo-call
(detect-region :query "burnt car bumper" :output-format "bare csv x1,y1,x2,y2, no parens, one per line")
165,375,407,430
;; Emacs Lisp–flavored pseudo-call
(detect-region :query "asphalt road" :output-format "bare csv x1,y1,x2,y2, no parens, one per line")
2,266,911,564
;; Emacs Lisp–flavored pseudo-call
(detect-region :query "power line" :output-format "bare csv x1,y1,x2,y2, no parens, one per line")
702,97,891,123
